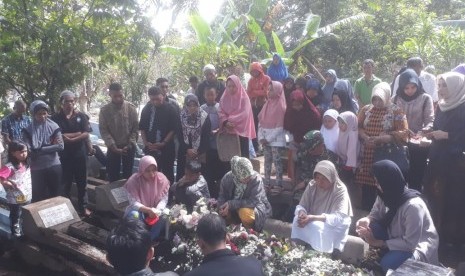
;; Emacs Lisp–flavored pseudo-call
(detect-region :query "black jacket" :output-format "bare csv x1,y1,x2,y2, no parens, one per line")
184,249,263,276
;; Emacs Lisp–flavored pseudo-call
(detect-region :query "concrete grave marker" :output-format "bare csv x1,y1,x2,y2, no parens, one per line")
22,196,80,240
95,179,128,217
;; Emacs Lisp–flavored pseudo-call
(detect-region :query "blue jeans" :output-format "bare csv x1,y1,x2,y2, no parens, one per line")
128,211,166,240
370,221,413,273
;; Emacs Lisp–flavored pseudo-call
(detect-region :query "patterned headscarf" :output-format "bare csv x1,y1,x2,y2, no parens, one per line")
180,94,207,150
230,156,254,199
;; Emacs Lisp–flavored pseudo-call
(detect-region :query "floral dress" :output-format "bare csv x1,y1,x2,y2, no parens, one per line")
355,104,408,186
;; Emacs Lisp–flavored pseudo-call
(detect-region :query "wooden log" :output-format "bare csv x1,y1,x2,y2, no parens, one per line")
15,239,97,275
68,221,109,248
38,228,116,275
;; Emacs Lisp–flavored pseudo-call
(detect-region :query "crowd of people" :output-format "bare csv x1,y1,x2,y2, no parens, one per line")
1,55,465,274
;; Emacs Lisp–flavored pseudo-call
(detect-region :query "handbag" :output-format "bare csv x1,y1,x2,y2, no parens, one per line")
217,132,241,162
373,143,410,174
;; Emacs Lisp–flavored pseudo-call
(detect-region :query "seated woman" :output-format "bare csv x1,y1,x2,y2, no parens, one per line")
218,156,272,231
356,160,439,273
171,160,210,212
124,155,170,240
291,160,352,254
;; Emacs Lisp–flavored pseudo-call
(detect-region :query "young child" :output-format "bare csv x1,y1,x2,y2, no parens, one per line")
258,81,287,193
0,141,31,237
200,86,229,198
171,160,210,212
320,109,339,153
336,111,360,207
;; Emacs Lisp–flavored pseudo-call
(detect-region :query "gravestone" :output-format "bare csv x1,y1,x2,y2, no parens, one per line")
388,259,454,275
95,179,129,217
22,196,81,240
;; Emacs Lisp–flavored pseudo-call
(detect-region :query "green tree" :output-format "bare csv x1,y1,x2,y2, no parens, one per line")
0,0,158,112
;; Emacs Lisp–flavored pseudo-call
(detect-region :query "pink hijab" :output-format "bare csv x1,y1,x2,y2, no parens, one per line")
219,75,256,139
258,81,286,128
124,155,170,208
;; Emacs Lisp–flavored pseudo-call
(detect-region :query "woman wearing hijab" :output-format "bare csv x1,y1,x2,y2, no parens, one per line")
393,69,434,192
291,160,352,253
337,111,360,206
356,82,409,211
305,78,326,113
125,155,170,240
283,77,295,104
332,88,356,114
267,53,288,82
219,75,256,157
258,81,287,191
247,62,271,152
320,109,339,153
284,89,321,180
22,100,64,202
424,72,465,245
177,94,211,181
323,70,359,114
217,156,272,231
356,160,439,273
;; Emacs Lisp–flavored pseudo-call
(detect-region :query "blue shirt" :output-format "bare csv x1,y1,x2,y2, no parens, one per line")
1,113,31,141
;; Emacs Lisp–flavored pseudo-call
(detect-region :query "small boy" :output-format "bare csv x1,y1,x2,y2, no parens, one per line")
171,160,210,212
200,86,230,198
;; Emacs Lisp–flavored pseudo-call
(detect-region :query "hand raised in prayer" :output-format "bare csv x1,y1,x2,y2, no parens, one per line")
355,217,370,230
187,148,198,159
225,122,235,131
297,214,313,227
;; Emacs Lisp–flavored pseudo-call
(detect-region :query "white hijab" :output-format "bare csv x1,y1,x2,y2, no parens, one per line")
320,109,339,152
438,72,465,112
299,160,353,217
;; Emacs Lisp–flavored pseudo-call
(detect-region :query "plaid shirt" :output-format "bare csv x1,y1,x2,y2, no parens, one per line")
1,113,31,141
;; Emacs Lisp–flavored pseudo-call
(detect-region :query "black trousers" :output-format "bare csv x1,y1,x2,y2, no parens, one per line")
106,147,136,182
239,136,249,158
251,106,262,152
204,148,230,198
61,155,88,211
31,164,63,202
406,143,429,192
362,184,378,211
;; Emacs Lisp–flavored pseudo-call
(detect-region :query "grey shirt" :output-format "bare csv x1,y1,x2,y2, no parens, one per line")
369,197,439,265
393,94,434,133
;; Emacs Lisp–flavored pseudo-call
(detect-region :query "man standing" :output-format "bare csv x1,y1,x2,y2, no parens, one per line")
99,83,139,182
52,90,91,215
156,77,180,113
186,76,199,95
2,100,31,143
196,64,225,105
185,214,263,276
354,59,382,108
106,218,178,276
139,86,179,183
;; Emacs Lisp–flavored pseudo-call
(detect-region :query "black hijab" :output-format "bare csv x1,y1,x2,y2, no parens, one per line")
372,160,420,227
396,69,424,102
332,83,355,114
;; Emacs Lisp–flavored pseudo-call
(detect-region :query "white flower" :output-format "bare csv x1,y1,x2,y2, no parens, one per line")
179,209,188,217
162,208,170,216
